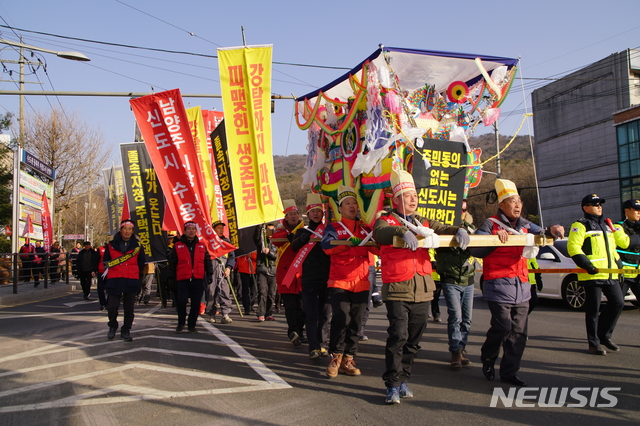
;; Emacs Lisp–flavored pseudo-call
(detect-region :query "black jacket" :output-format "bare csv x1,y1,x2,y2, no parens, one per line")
254,225,277,276
77,248,98,273
291,220,330,288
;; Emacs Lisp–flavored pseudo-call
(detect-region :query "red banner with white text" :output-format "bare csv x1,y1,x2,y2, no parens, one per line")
130,89,236,258
40,193,52,251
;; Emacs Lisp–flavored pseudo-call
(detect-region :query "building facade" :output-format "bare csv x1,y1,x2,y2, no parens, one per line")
532,49,640,228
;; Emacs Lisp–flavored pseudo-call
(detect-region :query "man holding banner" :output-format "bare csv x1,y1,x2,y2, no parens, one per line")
104,220,146,342
207,221,236,325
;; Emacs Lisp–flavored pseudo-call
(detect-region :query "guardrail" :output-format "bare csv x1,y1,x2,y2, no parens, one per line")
0,252,71,294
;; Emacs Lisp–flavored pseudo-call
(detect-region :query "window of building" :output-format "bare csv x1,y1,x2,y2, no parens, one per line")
618,119,640,199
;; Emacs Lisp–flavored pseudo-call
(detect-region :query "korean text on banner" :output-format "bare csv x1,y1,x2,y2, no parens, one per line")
40,192,52,250
130,89,235,258
413,139,468,226
202,109,226,224
186,106,217,220
218,45,283,228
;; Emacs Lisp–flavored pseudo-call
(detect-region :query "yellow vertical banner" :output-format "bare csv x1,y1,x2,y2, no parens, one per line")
186,106,218,220
218,44,283,228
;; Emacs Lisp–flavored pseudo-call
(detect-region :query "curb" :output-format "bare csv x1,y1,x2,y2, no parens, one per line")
0,283,78,307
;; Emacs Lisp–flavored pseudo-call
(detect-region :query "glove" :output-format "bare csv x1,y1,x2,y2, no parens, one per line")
536,274,543,291
585,263,598,275
348,237,363,247
298,231,311,245
415,225,434,238
422,235,440,249
455,228,470,250
402,231,419,251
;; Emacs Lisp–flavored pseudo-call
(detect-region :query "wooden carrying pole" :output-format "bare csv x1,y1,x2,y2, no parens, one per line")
271,234,554,248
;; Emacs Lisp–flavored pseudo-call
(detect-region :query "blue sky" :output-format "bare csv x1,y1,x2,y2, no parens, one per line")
1,0,639,162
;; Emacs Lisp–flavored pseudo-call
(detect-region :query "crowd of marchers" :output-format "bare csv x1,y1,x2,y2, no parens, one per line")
24,172,640,405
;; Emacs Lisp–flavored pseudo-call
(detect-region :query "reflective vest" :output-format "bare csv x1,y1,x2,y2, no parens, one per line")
483,217,529,282
568,217,629,282
107,244,140,280
174,241,206,281
378,214,432,283
97,246,106,273
327,219,374,291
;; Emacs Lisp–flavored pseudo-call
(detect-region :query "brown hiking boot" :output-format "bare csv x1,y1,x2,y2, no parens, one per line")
460,349,471,366
450,350,462,369
339,355,362,376
326,353,343,378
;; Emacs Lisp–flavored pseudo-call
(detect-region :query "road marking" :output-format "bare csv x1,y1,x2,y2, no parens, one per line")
0,318,291,412
64,299,99,307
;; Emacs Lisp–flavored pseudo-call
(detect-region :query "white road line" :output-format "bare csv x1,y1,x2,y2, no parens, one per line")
64,300,99,307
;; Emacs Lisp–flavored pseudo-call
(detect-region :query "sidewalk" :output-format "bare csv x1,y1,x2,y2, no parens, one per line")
0,279,79,307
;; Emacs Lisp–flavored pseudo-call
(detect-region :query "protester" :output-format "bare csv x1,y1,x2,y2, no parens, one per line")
471,179,564,386
567,194,634,355
291,193,331,360
33,241,47,287
169,221,213,333
19,239,35,283
272,200,306,347
70,242,82,279
49,241,61,283
236,251,258,315
104,220,146,342
374,170,468,403
617,199,640,304
77,241,98,300
96,242,108,311
206,221,236,324
254,222,278,322
322,186,379,377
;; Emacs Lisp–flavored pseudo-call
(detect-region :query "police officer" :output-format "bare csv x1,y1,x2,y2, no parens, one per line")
617,199,640,303
567,194,635,355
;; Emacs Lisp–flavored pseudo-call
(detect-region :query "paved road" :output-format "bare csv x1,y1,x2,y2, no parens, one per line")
0,289,639,425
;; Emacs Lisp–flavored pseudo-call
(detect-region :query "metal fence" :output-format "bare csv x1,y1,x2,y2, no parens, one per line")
0,252,72,294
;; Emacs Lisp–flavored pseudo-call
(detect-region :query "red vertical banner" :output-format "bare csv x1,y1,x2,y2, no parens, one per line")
40,193,52,251
130,89,235,257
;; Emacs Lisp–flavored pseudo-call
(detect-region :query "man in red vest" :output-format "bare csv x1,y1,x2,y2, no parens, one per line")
322,186,379,378
374,170,469,404
471,179,564,386
272,199,306,347
104,220,146,342
169,221,213,333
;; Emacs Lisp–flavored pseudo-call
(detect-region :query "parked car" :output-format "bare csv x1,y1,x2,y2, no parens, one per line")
476,239,637,310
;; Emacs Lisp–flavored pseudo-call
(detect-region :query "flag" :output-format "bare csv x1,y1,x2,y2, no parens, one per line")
22,214,34,237
218,45,283,228
40,192,52,251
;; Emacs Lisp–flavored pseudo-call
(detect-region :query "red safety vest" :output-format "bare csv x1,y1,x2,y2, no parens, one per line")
378,214,433,283
97,246,106,273
326,219,374,291
483,216,528,282
174,241,206,281
106,244,140,280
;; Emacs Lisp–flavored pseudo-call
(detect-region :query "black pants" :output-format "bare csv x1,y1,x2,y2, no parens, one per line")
583,282,624,348
21,260,33,281
50,262,60,282
528,286,538,314
481,301,528,380
177,279,205,329
257,273,277,317
328,288,368,356
240,273,257,314
281,293,305,338
621,277,640,302
79,271,93,297
302,285,331,352
383,300,428,388
97,274,107,307
430,281,442,318
32,263,44,284
107,292,136,331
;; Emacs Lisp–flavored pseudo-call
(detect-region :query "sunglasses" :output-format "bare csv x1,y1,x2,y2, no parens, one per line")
585,203,602,207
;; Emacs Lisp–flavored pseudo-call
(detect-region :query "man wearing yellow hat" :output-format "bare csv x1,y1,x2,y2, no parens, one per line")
321,186,379,378
471,179,564,386
291,193,331,360
374,170,468,404
272,200,306,347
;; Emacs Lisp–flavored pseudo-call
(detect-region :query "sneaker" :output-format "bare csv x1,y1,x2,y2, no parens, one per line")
257,316,265,322
199,303,206,315
339,355,361,376
399,382,414,398
373,299,383,308
326,353,342,378
359,335,369,341
176,324,184,333
188,327,197,333
320,348,329,357
207,316,216,324
450,350,462,369
266,316,275,321
385,387,401,404
289,331,302,347
107,327,117,340
309,349,321,360
221,315,232,324
433,316,442,323
121,330,133,342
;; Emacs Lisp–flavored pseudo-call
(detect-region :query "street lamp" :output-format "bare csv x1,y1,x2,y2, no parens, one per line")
2,38,90,253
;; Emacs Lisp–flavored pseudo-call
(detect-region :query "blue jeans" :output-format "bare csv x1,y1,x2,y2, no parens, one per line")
442,282,474,352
